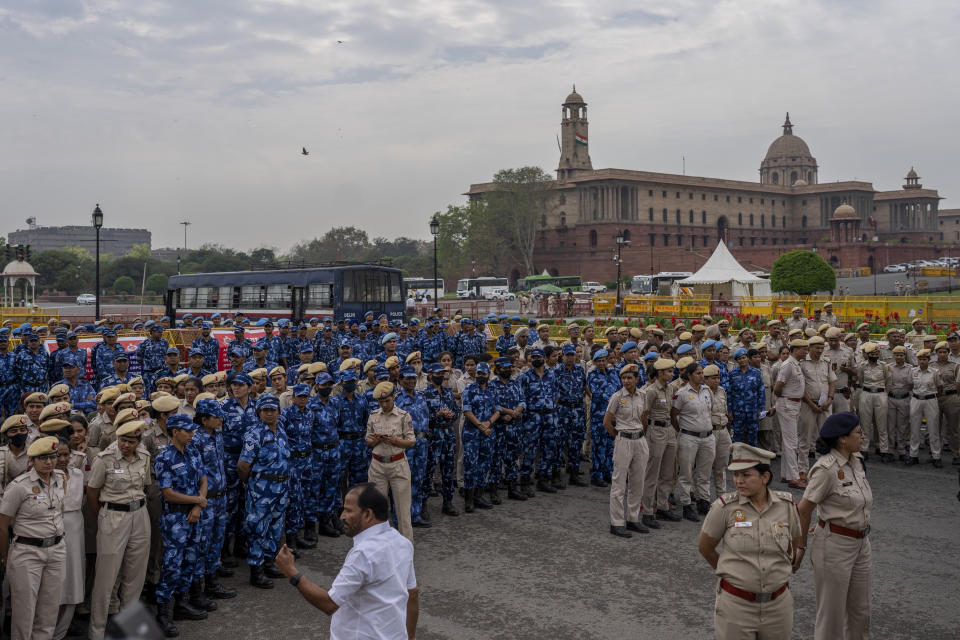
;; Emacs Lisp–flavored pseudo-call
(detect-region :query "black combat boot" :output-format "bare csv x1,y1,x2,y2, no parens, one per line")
507,480,527,500
522,475,536,498
487,483,502,505
420,499,432,522
441,499,459,515
155,601,179,638
216,564,234,578
318,515,342,537
233,534,248,561
205,573,237,600
473,487,492,509
682,504,700,522
220,538,238,569
286,535,301,559
262,559,286,579
299,521,318,548
189,579,216,612
464,488,475,513
551,468,566,490
568,466,588,486
249,564,274,589
536,474,557,494
172,592,207,621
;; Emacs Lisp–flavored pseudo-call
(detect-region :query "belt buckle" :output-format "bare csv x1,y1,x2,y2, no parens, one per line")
754,592,772,603
861,525,870,537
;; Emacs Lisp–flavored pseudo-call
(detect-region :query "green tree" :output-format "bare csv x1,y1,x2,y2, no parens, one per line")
287,227,371,264
482,167,554,276
145,273,168,295
125,244,152,261
113,275,135,294
770,250,836,295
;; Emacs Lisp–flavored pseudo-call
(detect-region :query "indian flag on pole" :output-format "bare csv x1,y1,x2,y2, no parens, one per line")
575,133,588,146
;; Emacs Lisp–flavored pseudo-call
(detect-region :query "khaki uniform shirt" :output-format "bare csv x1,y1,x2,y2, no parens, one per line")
803,449,872,531
888,363,912,395
88,441,151,504
366,407,414,458
701,489,801,593
932,360,960,394
709,386,728,428
786,317,807,334
910,367,940,396
0,446,30,493
822,312,839,327
765,335,784,356
0,468,66,539
800,356,836,403
949,350,960,365
643,380,672,426
823,345,854,390
87,412,108,448
775,356,805,399
605,387,646,433
672,383,713,434
857,362,891,392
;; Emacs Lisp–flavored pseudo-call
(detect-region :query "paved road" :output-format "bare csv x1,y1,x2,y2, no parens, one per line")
177,456,959,640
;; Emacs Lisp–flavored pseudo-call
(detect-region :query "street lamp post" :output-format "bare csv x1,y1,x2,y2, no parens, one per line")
429,215,440,310
92,204,104,321
615,230,625,316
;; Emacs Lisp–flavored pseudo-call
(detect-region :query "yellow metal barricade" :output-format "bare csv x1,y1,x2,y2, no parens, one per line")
0,307,60,327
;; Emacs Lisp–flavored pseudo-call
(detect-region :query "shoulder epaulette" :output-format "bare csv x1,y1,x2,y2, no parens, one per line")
719,491,739,505
773,490,795,503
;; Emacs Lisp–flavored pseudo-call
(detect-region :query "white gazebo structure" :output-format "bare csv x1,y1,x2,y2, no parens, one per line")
2,258,39,307
674,242,772,299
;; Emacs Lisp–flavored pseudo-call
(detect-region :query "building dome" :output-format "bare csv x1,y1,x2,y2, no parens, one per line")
759,112,818,186
564,85,584,104
1,260,39,277
906,167,918,179
763,133,813,163
832,203,857,220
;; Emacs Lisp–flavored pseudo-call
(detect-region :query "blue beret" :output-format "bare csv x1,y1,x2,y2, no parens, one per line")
230,373,253,386
132,323,143,330
820,411,859,439
161,316,170,322
528,318,538,325
201,321,213,329
322,324,332,331
19,323,31,331
145,320,155,327
511,316,522,321
381,332,398,345
253,341,265,351
339,369,359,382
166,347,180,355
233,326,245,332
26,332,39,341
297,324,308,331
166,413,197,432
364,310,374,317
494,357,512,368
408,318,419,325
338,340,352,348
593,349,609,360
256,394,279,411
293,383,312,396
83,324,95,331
299,344,314,353
702,340,717,350
502,323,511,329
642,352,659,361
358,324,368,331
263,319,274,326
475,362,491,375
378,314,387,320
530,348,545,358
183,313,193,319
676,344,693,355
561,344,577,355
102,329,116,337
322,316,332,322
175,321,185,328
620,341,638,353
426,363,445,373
195,398,224,419
56,333,67,342
55,328,67,336
400,366,417,378
211,313,221,319
734,348,748,360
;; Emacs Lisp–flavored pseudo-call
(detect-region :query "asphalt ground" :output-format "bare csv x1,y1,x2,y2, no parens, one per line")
175,453,960,640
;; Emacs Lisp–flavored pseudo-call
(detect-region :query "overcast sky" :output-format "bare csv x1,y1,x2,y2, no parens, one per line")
2,0,958,253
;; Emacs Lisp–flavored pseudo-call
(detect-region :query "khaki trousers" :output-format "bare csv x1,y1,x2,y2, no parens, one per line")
909,397,940,459
886,396,910,455
714,582,793,640
8,539,66,640
642,424,677,512
858,391,887,453
938,393,960,456
775,398,801,482
832,391,851,414
368,456,413,541
677,431,716,505
88,507,151,640
711,428,732,494
812,525,872,640
609,433,648,526
798,404,828,474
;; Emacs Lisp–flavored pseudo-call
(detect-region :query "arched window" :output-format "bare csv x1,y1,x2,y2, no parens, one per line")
589,229,598,246
782,215,787,228
807,171,813,184
771,215,775,228
662,208,667,223
749,214,754,226
559,213,566,227
676,209,681,224
738,213,743,225
541,214,547,228
801,216,807,229
761,214,765,228
689,210,694,223
771,172,779,184
701,211,706,224
790,171,798,185
648,207,653,221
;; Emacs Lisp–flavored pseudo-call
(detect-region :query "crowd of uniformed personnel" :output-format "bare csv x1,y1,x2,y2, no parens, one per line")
0,301,954,639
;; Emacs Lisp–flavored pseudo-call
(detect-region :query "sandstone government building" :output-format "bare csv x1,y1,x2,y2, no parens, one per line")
467,88,950,286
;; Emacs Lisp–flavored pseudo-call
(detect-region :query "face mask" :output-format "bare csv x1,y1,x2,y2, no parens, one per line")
9,433,28,448
141,416,153,426
476,376,488,384
343,382,357,392
499,371,511,379
431,375,445,386
317,387,332,397
531,359,544,368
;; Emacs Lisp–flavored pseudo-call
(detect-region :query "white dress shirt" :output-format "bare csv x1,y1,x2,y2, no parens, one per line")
328,521,416,640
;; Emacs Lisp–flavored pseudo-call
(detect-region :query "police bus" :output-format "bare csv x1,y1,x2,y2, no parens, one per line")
631,272,693,295
456,277,509,299
165,264,406,323
403,277,445,301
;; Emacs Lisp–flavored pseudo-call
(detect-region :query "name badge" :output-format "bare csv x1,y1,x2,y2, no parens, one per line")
841,481,853,487
734,521,753,528
171,463,185,470
114,469,125,474
35,494,48,500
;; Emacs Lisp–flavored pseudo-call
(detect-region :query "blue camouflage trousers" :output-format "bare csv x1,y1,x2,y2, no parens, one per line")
497,419,524,482
590,418,614,482
244,477,289,566
732,416,760,447
311,445,341,517
338,436,370,488
156,512,200,603
426,428,457,502
223,454,244,539
558,406,587,470
0,386,19,419
285,453,312,535
408,435,430,519
487,424,506,484
462,425,494,489
197,495,227,576
521,411,559,478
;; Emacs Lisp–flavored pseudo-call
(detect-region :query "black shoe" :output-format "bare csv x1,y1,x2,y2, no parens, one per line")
905,456,920,466
442,500,460,516
609,525,632,538
487,484,502,505
249,564,273,589
656,508,682,522
568,468,588,486
697,499,711,515
154,602,179,638
411,517,432,528
172,593,208,621
429,485,440,497
933,458,943,468
216,565,234,578
520,476,536,498
952,457,960,466
318,516,342,538
299,521,318,549
507,481,527,501
626,521,650,534
286,536,301,559
140,581,156,605
551,469,566,490
536,476,557,494
641,514,661,529
420,502,432,523
473,490,493,509
263,560,285,579
189,579,216,612
205,574,237,600
880,453,894,463
464,488,475,513
233,535,248,560
332,515,345,534
67,618,87,637
590,478,609,488
220,549,238,569
682,504,700,522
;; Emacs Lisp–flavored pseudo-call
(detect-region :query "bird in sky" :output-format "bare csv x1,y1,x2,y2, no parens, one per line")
302,147,309,156
336,40,344,44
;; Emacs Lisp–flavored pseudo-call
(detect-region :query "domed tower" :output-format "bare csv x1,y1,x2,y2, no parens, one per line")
557,86,593,182
830,203,861,243
903,167,922,189
759,113,818,186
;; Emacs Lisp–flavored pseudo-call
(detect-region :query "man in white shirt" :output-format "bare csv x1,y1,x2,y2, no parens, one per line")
275,483,419,640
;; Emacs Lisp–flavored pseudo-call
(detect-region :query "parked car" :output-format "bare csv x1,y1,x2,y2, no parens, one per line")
582,281,607,293
882,264,907,273
76,293,97,305
485,287,516,301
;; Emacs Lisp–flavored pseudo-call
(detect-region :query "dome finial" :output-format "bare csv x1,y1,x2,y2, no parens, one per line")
572,84,576,93
782,112,793,135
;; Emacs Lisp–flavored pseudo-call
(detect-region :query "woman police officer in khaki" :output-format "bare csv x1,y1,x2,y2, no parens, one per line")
0,436,67,640
797,411,873,640
698,442,804,639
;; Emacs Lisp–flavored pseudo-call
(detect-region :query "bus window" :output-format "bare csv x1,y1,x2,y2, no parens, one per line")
180,287,197,307
308,283,333,307
344,270,390,303
195,287,210,307
266,284,289,309
390,272,403,302
241,285,261,307
216,286,232,308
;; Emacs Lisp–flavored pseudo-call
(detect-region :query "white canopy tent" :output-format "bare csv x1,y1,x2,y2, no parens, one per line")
673,242,771,298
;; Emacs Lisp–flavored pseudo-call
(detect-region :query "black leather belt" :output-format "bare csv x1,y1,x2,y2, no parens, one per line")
414,431,429,439
943,389,958,396
223,445,242,454
314,442,338,451
648,419,668,427
338,431,363,440
105,499,145,512
680,428,712,439
290,450,312,458
836,387,849,393
863,387,885,393
255,473,289,482
713,425,728,431
208,490,224,499
617,429,644,439
166,503,196,514
913,393,937,400
559,401,582,408
888,392,910,399
15,535,63,548
529,408,555,414
431,424,453,430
